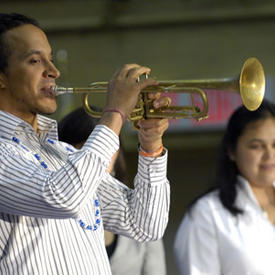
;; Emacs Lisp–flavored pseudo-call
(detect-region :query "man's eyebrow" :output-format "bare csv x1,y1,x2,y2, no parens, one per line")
23,50,52,58
22,50,42,58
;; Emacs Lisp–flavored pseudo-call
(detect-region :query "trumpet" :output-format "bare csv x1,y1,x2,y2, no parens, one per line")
52,57,265,121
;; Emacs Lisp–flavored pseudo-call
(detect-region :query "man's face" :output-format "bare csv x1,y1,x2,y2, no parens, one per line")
0,24,60,118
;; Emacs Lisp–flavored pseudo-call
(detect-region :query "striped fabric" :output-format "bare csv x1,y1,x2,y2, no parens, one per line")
0,111,170,275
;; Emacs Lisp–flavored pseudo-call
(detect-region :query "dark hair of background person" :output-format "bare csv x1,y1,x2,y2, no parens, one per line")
0,13,39,73
188,99,275,216
58,106,129,185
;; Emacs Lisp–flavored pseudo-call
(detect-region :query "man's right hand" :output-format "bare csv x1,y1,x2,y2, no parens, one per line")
99,64,158,135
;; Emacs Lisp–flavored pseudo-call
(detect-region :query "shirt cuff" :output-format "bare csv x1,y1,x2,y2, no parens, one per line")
137,148,168,186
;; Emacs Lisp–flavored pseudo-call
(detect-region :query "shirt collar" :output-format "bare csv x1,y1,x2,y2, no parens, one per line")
237,175,275,210
0,110,58,141
237,175,260,206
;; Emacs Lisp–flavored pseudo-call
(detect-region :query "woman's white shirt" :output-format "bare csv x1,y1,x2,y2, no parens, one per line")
174,176,275,275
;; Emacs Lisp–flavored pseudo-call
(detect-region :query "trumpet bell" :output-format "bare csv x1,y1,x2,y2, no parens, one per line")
240,57,265,111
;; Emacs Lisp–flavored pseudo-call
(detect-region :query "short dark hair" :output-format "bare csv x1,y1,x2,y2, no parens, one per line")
0,13,39,73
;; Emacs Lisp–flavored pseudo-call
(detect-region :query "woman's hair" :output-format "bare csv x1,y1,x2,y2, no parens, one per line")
58,107,100,146
187,99,275,216
216,99,275,215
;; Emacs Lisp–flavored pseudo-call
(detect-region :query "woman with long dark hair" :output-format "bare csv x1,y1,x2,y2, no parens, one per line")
174,99,275,275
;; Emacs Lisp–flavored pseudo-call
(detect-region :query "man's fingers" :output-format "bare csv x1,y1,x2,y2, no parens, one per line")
153,96,171,109
113,64,152,82
112,64,140,79
147,92,161,100
126,66,151,81
138,78,158,91
138,118,169,131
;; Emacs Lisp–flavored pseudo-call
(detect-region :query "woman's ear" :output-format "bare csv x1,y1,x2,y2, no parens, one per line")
228,149,235,161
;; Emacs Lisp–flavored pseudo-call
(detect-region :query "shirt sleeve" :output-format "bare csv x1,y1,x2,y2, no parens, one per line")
98,150,170,242
0,125,119,219
174,197,221,275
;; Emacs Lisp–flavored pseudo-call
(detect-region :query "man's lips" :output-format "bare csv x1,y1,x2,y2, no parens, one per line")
41,85,56,96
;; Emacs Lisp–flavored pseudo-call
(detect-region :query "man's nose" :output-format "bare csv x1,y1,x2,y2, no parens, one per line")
43,61,60,79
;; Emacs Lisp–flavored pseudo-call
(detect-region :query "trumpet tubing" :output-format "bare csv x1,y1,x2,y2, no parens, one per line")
53,57,265,121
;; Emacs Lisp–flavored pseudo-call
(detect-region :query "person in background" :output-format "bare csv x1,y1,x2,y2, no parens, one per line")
58,106,167,275
174,99,275,275
0,13,170,274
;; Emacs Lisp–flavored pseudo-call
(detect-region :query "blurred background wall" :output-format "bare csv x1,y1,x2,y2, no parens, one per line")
2,1,275,273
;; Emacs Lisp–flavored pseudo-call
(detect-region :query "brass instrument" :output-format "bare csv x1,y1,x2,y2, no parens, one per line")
53,57,265,121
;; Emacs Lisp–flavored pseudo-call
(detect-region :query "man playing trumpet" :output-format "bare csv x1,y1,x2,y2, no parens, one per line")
0,13,170,275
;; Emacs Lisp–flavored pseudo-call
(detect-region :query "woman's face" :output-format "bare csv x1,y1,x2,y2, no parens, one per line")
230,117,275,187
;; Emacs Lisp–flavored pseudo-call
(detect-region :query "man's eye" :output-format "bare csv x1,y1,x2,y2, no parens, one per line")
30,59,40,64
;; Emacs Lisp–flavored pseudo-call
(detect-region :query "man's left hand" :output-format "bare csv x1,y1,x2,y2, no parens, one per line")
137,93,170,153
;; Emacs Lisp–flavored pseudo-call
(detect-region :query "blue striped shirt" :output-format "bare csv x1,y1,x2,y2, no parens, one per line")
0,111,170,275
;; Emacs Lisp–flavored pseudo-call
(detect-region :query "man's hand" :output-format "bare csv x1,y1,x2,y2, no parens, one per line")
99,64,158,135
106,64,158,118
137,94,170,153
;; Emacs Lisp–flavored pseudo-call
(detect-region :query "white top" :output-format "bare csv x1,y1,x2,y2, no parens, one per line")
110,235,166,275
0,111,170,275
174,176,275,275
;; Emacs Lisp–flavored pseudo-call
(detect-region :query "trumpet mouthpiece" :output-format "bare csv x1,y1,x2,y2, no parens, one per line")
51,86,74,96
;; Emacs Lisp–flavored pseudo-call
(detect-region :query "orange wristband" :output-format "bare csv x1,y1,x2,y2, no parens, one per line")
139,145,164,157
